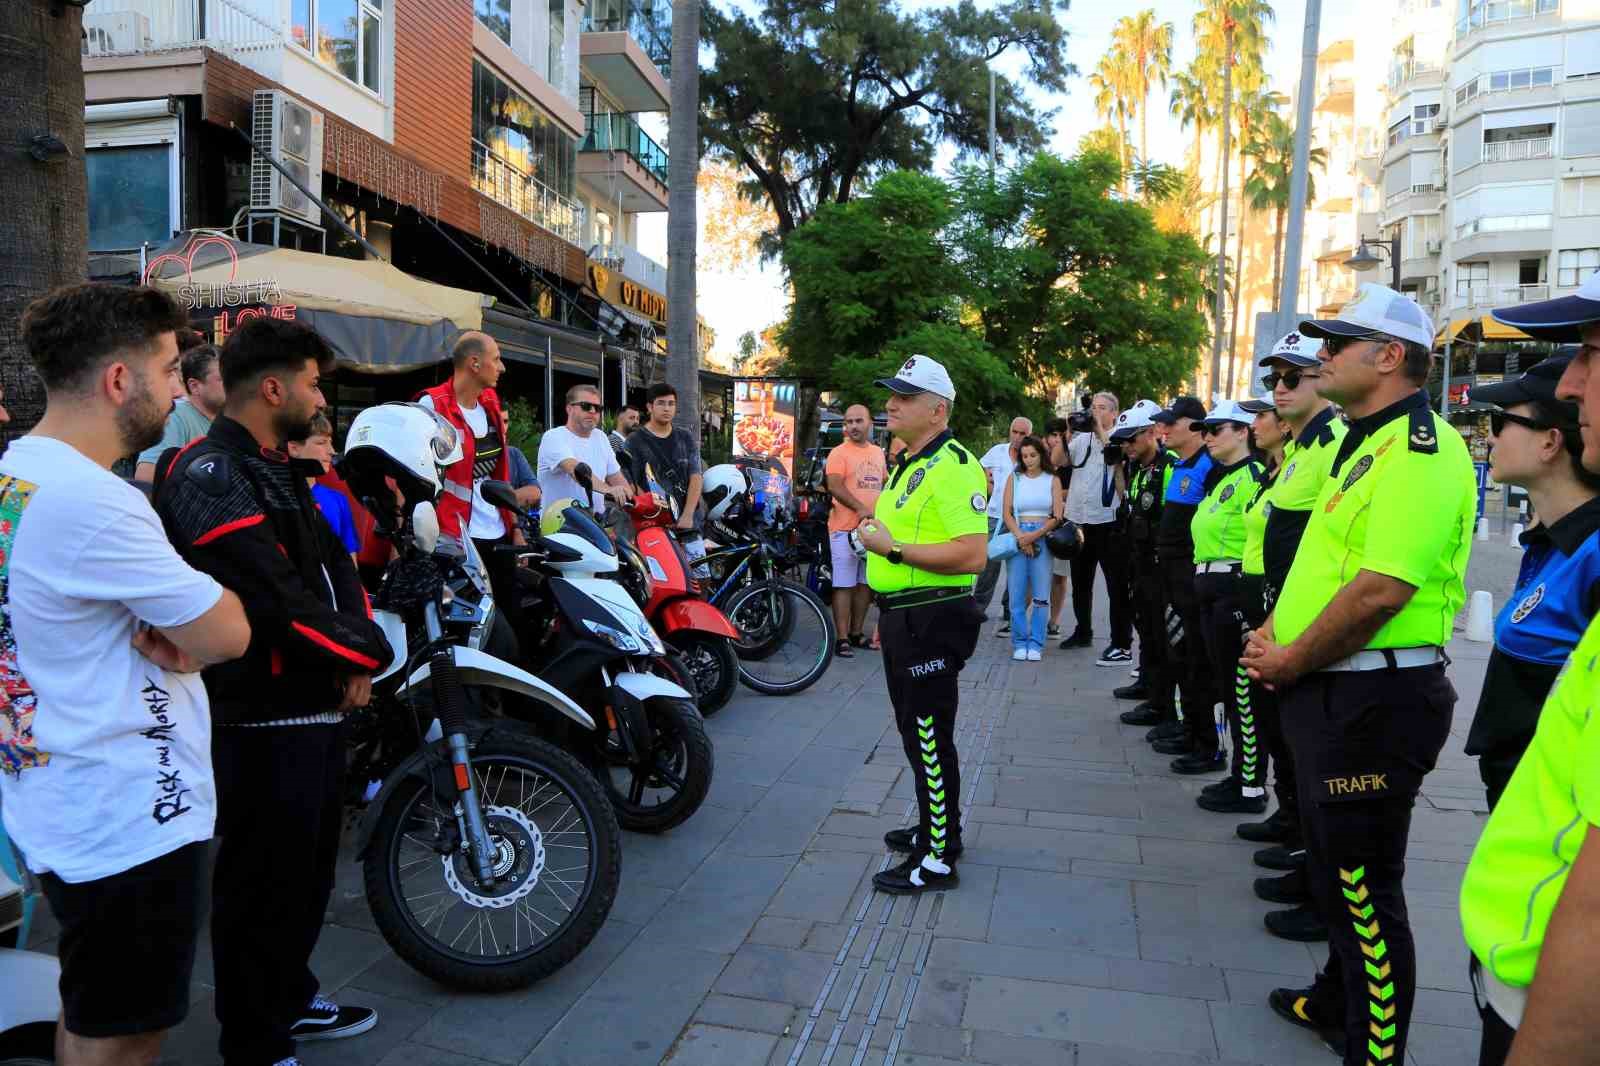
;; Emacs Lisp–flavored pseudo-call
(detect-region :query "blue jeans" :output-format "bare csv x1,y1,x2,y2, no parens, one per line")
1006,520,1051,652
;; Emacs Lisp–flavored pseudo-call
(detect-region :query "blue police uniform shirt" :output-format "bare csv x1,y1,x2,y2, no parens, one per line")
1465,496,1600,761
1165,449,1215,505
1156,448,1215,564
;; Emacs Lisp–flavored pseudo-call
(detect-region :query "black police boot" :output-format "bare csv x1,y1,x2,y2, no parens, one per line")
1267,987,1346,1057
1146,721,1185,743
883,826,964,860
873,852,959,895
1113,680,1149,701
1264,904,1329,942
1254,869,1311,904
1170,751,1226,775
1151,737,1191,756
1201,775,1240,796
1198,785,1268,814
1254,845,1305,871
1119,703,1163,726
1236,811,1293,843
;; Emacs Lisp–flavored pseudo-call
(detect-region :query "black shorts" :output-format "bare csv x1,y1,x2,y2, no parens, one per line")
39,840,210,1038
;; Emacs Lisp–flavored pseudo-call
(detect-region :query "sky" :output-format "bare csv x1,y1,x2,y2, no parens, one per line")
637,0,1365,367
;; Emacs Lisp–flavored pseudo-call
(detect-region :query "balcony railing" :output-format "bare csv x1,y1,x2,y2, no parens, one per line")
472,139,587,244
81,0,281,57
1482,137,1553,163
1457,0,1558,35
591,240,667,292
1458,284,1549,308
1385,184,1442,208
580,113,669,186
581,0,670,77
1455,213,1552,239
1317,76,1354,105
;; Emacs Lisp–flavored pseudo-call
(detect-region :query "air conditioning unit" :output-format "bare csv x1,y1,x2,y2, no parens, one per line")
1424,291,1441,307
82,11,150,54
249,90,324,226
1434,117,1448,131
1426,239,1444,254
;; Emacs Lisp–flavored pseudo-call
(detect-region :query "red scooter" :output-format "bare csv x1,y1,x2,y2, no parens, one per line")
615,491,742,715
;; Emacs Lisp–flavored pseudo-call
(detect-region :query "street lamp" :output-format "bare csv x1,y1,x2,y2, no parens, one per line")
1345,235,1402,290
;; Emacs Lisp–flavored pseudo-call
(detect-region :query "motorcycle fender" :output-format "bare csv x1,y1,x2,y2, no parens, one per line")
658,598,741,640
0,948,61,1031
405,646,596,731
613,671,693,703
353,744,444,860
372,609,407,682
604,683,654,762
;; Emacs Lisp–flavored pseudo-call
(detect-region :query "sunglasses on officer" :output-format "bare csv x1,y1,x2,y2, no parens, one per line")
1262,369,1320,391
1201,421,1245,437
1490,410,1554,436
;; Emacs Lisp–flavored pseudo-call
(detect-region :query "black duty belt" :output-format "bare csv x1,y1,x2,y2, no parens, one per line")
876,586,974,610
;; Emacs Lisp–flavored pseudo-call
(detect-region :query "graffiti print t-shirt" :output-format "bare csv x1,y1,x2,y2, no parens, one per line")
0,436,223,882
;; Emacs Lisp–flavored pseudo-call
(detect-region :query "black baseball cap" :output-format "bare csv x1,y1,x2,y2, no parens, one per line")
1238,398,1276,414
1151,396,1207,425
1473,351,1580,428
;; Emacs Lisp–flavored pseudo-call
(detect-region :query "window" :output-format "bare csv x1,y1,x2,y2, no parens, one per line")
1389,118,1409,148
1455,66,1557,103
1457,260,1489,297
1412,103,1440,135
86,145,175,251
290,0,382,94
1519,257,1544,284
476,0,511,45
549,0,566,92
1562,176,1600,216
1558,248,1600,287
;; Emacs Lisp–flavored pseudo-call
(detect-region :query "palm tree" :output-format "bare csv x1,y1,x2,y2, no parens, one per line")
1193,0,1274,398
1225,81,1281,395
1169,62,1217,232
1244,111,1326,318
666,0,700,432
1089,52,1137,196
1110,12,1175,172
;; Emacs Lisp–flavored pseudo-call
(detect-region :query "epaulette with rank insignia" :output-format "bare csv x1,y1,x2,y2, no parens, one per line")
1407,407,1438,454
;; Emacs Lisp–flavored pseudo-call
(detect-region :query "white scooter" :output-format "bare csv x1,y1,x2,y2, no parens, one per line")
0,817,60,1064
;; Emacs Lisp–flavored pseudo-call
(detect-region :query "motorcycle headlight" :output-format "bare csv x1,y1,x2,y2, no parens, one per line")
584,618,644,653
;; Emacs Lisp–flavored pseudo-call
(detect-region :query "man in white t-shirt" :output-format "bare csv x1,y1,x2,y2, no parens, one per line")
0,283,250,1066
537,383,632,513
973,417,1031,626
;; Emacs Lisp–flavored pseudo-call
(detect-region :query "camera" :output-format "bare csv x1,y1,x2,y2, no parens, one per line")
1067,410,1094,433
1102,443,1124,465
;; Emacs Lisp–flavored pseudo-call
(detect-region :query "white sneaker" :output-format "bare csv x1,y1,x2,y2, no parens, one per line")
1012,648,1027,661
1027,649,1042,662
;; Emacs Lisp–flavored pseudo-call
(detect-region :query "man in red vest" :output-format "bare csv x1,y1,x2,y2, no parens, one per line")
417,332,523,609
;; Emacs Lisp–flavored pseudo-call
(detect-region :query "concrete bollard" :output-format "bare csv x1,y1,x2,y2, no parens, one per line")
1477,517,1490,541
1510,522,1525,546
1466,590,1495,643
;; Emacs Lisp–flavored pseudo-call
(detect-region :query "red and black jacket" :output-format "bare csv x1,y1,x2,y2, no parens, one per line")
153,415,393,725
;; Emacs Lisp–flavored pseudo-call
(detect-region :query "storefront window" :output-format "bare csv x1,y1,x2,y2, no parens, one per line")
292,0,383,94
87,145,173,251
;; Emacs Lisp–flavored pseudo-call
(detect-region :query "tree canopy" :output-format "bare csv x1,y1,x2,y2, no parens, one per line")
777,154,1212,442
700,0,1073,253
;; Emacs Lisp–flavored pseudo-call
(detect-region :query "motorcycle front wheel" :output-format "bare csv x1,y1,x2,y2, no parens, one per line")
666,633,739,716
363,729,621,992
596,696,713,833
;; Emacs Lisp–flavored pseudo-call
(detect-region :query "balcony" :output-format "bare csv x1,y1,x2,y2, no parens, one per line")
472,139,587,244
577,112,668,212
581,0,671,112
1455,283,1549,309
1316,75,1355,112
1456,0,1559,37
1482,137,1553,163
81,0,281,59
590,240,667,293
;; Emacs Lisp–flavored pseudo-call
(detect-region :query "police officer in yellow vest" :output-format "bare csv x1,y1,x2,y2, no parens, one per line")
855,355,989,895
1243,284,1476,1066
1458,270,1600,1065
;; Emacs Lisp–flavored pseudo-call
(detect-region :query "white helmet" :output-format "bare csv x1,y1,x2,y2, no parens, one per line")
339,402,464,510
701,464,748,522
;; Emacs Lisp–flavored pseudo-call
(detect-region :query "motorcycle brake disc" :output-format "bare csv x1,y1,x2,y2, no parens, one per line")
440,805,547,909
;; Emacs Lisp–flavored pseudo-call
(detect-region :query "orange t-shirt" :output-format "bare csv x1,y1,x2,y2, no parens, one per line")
825,440,888,533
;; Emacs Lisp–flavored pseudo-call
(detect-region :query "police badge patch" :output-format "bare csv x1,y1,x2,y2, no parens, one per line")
1340,454,1374,491
1180,476,1192,494
1282,461,1297,481
971,492,986,512
895,466,927,508
1139,491,1154,510
1219,484,1236,503
1511,584,1545,623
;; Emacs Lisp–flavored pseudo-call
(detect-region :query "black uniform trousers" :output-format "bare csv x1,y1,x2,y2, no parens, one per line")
1160,555,1218,754
1239,574,1294,828
1280,665,1455,1066
878,594,984,859
212,722,347,1066
1071,521,1134,648
1194,571,1252,778
1130,552,1174,718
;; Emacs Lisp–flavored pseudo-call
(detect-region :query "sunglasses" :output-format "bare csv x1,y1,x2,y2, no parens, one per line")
569,401,601,413
1490,410,1554,436
1201,422,1241,437
1263,369,1320,391
1324,334,1392,357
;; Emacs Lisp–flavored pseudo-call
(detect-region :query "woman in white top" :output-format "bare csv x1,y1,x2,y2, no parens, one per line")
1002,436,1064,660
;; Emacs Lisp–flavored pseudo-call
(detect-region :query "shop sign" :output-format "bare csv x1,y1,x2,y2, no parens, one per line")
143,234,296,338
586,258,667,324
1448,382,1471,408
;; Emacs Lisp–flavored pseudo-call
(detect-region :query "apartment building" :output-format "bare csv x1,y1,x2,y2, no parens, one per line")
79,0,686,426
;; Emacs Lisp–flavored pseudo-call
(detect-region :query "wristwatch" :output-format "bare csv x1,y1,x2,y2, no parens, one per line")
886,543,905,566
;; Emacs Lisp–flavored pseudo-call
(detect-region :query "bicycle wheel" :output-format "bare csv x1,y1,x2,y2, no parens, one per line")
726,579,835,695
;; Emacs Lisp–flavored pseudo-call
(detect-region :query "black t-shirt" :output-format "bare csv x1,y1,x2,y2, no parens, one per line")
625,425,702,522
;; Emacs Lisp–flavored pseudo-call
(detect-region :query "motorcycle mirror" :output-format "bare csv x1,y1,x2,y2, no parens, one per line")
480,479,520,513
412,501,441,554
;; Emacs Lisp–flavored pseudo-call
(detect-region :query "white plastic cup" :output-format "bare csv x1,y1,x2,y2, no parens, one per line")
1466,590,1494,643
1477,517,1490,542
1510,522,1525,546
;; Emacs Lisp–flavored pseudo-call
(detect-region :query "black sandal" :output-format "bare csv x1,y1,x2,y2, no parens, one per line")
848,632,868,648
835,639,855,659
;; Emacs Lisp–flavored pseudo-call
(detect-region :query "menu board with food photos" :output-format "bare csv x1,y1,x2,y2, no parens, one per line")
733,380,798,474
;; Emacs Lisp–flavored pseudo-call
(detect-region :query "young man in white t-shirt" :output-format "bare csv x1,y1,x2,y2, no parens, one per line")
537,383,632,513
0,283,250,1066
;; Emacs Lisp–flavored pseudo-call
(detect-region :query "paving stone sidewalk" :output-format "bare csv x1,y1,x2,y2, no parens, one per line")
32,545,1513,1065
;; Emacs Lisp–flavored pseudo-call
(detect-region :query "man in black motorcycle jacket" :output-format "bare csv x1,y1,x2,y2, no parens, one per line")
154,317,392,1066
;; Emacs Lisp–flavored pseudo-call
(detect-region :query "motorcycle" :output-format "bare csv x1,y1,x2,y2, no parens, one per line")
468,474,713,834
611,487,741,716
338,408,621,992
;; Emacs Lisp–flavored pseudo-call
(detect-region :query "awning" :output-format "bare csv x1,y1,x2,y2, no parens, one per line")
143,232,491,371
1436,315,1536,344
